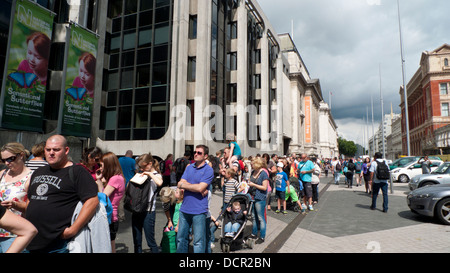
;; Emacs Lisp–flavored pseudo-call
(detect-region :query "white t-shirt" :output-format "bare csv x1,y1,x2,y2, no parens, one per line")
369,159,388,183
147,172,162,212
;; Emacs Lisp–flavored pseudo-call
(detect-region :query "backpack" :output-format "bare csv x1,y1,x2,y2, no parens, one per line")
159,160,166,174
355,162,362,171
175,157,188,175
376,160,390,180
335,162,342,171
210,156,220,176
238,160,245,173
124,177,155,213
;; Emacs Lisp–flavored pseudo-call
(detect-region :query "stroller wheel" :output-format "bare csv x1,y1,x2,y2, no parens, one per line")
246,238,254,249
222,244,230,253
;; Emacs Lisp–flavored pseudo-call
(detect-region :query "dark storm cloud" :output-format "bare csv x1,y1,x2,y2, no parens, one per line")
257,0,450,143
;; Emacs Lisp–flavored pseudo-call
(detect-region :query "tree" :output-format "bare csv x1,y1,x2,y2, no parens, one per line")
338,137,357,157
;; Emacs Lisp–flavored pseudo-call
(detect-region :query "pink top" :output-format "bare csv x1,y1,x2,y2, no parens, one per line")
163,160,172,176
72,77,94,98
106,174,125,222
18,60,47,86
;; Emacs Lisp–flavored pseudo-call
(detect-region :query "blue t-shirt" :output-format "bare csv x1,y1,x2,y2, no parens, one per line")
180,162,214,215
298,160,315,182
119,157,136,184
275,171,288,191
229,141,241,156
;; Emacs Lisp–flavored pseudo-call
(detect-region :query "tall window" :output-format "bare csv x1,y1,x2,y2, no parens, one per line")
210,0,234,142
440,83,449,95
101,0,173,141
188,57,196,82
442,103,449,117
189,15,197,39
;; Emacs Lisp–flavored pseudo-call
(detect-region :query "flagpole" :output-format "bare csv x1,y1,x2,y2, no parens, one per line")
397,0,411,156
380,64,385,158
329,91,332,110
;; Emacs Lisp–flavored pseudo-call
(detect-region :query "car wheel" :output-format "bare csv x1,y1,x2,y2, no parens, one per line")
420,181,435,188
398,174,409,183
435,198,450,225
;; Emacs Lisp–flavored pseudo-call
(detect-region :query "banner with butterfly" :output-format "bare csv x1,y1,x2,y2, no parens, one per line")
58,23,98,138
0,0,54,132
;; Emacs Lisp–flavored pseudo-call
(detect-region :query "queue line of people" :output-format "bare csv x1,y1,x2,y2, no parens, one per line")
0,133,326,254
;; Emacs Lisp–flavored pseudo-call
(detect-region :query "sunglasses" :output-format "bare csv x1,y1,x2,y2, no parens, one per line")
1,154,19,164
194,151,203,155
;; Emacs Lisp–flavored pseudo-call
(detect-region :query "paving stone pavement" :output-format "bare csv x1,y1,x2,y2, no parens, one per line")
115,175,450,253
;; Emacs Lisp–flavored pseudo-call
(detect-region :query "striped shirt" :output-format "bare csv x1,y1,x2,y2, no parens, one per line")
26,160,48,171
224,178,240,203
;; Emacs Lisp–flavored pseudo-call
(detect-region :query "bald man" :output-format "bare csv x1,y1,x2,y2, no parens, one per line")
25,135,99,253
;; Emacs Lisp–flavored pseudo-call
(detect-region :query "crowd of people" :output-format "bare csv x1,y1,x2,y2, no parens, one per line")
327,153,390,212
0,133,391,253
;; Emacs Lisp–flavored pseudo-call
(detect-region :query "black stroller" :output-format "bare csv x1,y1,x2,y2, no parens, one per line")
286,177,302,212
219,194,254,253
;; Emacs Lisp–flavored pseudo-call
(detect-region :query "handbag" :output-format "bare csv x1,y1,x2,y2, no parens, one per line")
161,228,177,253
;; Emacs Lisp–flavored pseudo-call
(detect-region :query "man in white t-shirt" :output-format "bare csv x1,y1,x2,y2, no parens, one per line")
331,157,341,185
369,152,389,213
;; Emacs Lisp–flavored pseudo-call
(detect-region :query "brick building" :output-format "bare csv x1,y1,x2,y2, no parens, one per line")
400,44,450,155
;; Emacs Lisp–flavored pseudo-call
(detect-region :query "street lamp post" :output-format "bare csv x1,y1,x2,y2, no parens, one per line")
397,0,411,156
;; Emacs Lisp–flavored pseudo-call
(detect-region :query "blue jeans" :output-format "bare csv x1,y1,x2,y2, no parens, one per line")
26,238,69,253
176,211,207,253
131,211,159,253
0,237,15,253
334,172,340,184
205,216,212,253
371,182,388,211
252,199,266,239
225,222,241,233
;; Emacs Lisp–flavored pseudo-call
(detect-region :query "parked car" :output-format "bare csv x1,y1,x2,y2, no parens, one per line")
389,156,442,170
407,184,450,225
409,162,450,191
390,159,443,183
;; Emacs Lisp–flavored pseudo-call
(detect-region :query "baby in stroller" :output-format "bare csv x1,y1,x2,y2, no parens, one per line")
224,201,247,237
286,176,304,212
220,194,253,252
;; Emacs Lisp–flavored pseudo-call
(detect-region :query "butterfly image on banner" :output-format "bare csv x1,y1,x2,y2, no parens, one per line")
65,87,87,101
8,72,38,89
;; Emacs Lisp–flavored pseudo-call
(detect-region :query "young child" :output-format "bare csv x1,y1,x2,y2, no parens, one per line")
223,168,240,208
160,187,184,233
275,162,289,214
160,186,184,253
224,201,247,237
226,133,242,167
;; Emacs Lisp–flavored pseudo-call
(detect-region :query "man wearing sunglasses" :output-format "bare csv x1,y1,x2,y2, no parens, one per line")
25,135,99,253
176,145,214,253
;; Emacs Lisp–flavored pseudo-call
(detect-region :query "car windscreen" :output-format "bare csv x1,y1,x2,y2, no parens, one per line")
393,157,416,167
432,163,450,174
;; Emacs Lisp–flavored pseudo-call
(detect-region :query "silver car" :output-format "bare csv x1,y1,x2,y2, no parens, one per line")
409,162,450,191
407,184,450,225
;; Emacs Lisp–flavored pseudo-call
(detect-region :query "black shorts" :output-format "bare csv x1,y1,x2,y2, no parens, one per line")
110,221,119,241
302,182,313,198
275,190,286,200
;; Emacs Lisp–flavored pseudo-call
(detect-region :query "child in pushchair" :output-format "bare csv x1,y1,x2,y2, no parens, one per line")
285,176,303,212
224,201,247,237
219,193,254,252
